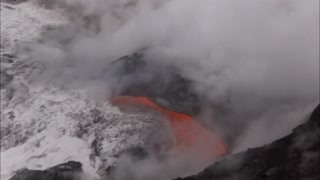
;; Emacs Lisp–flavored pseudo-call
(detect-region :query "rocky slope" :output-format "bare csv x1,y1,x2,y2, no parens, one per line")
176,104,320,180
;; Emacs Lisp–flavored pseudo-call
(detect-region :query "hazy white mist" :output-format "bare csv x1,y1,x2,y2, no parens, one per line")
19,0,319,178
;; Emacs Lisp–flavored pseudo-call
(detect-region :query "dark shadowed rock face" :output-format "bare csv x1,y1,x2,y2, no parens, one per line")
175,104,320,180
9,161,83,180
107,52,201,115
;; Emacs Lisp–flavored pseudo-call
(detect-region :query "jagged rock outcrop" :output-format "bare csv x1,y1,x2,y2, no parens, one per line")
9,161,83,180
175,104,320,180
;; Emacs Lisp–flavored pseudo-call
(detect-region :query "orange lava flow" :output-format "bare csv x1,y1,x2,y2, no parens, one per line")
111,96,227,160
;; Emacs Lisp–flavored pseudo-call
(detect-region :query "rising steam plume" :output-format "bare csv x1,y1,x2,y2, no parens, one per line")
17,0,319,178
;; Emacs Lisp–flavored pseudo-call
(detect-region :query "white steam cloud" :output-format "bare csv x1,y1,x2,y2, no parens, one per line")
20,0,319,178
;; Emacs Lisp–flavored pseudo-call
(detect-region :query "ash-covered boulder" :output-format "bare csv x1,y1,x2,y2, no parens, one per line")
175,104,320,180
9,161,83,180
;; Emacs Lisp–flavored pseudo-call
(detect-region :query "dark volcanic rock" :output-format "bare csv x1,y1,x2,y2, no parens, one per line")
117,146,149,160
175,104,320,180
9,161,83,180
108,52,201,115
0,0,28,4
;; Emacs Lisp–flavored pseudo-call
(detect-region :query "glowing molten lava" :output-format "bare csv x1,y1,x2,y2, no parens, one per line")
111,96,226,160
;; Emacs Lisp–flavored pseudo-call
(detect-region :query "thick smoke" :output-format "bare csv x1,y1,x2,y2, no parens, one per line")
19,0,319,178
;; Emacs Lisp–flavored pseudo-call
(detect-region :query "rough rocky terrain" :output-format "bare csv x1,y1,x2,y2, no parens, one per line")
176,104,320,180
0,2,174,179
9,161,83,180
8,104,319,180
